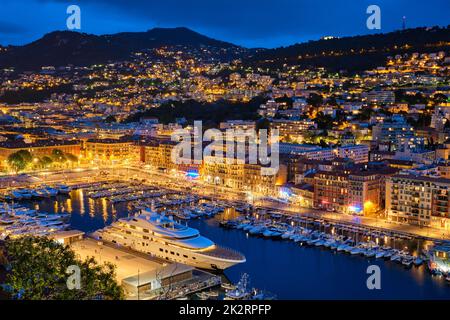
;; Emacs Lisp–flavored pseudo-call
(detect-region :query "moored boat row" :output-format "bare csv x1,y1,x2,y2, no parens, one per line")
220,213,430,271
1,184,72,201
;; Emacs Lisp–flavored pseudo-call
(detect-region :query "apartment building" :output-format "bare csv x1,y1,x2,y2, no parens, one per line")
85,138,136,162
365,90,395,104
279,143,335,160
313,169,384,215
271,119,317,142
372,118,422,150
201,156,287,196
386,174,450,230
335,145,369,163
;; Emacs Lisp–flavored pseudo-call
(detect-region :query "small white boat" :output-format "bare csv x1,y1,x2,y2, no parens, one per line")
16,189,32,199
10,190,24,200
314,240,325,247
221,283,236,291
56,184,72,194
196,291,210,300
413,257,423,266
402,256,413,268
36,189,51,198
281,231,294,239
44,186,58,197
249,226,265,235
365,249,376,258
205,290,219,298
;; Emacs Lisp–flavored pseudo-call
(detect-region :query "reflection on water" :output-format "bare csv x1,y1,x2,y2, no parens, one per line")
18,189,450,299
22,189,130,232
66,198,73,215
222,207,239,220
78,189,84,216
188,216,450,300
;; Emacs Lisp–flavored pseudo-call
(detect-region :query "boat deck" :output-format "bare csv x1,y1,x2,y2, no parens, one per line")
202,245,246,261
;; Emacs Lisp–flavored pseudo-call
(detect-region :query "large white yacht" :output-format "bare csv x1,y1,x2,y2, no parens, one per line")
91,209,246,270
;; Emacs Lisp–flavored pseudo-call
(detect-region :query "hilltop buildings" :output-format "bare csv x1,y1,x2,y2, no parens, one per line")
0,43,449,232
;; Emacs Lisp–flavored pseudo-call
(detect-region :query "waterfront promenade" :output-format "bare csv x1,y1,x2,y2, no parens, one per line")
1,167,449,242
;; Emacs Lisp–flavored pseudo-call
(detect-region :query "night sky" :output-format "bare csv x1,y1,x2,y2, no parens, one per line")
1,0,449,48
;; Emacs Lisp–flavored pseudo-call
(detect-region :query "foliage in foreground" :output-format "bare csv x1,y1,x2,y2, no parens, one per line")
0,237,124,300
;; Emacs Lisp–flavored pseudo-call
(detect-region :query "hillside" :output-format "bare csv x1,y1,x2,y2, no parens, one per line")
245,26,450,72
0,27,243,71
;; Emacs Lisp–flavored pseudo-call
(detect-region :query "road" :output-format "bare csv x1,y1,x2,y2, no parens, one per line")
2,166,449,241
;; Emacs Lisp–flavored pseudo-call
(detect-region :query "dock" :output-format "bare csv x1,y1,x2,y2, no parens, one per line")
70,237,220,300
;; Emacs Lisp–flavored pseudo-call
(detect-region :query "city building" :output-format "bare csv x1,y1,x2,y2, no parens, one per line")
271,119,317,142
372,117,423,150
312,169,383,215
201,156,287,196
84,137,136,163
386,174,450,230
335,145,369,163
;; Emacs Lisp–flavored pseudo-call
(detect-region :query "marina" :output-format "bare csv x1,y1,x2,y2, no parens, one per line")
2,181,449,299
219,210,431,268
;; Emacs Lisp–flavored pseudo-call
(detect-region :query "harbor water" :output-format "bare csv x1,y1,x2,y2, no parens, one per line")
21,190,450,300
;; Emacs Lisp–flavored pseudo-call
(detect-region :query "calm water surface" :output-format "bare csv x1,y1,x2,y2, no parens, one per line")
21,190,450,300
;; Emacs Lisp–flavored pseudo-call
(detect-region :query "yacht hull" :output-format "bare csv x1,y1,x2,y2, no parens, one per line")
92,233,245,271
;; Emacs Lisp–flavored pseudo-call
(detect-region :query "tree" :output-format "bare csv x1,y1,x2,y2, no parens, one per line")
104,115,117,123
2,237,124,300
7,153,26,173
65,153,78,163
41,156,53,168
315,112,334,130
355,107,374,121
51,149,67,163
307,93,323,107
433,93,448,105
15,150,32,164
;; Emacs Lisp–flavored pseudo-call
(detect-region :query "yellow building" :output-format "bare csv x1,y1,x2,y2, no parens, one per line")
140,139,178,171
201,156,287,196
85,138,136,163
